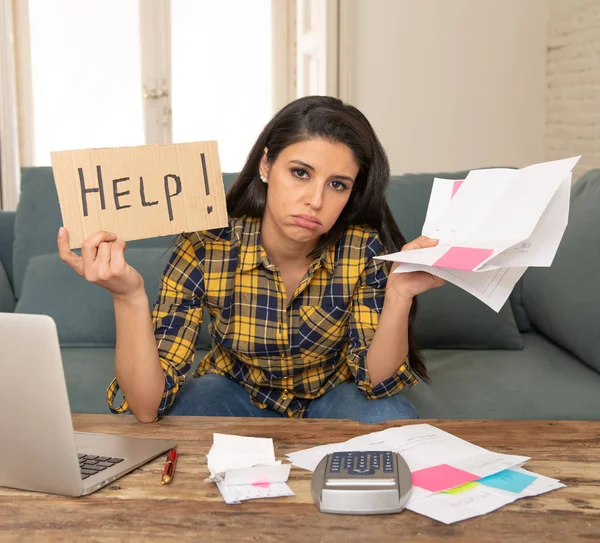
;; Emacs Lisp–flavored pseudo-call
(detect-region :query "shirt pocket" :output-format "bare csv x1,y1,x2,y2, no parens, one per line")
298,303,350,362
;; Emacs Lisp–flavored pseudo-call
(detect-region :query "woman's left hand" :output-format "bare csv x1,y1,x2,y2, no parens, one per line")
385,236,445,304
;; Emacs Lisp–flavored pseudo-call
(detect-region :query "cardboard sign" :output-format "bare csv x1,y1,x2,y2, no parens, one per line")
51,141,229,248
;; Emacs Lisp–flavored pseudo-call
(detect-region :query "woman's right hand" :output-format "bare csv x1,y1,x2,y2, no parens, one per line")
57,227,144,299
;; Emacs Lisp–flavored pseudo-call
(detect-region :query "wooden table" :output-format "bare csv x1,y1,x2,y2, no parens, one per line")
0,417,599,542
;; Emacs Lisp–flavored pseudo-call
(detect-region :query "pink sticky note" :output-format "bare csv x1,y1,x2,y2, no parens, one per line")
411,464,479,492
451,180,464,199
433,247,493,271
252,482,271,489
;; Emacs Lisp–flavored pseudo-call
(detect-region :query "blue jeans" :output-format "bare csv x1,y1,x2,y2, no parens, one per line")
168,373,418,423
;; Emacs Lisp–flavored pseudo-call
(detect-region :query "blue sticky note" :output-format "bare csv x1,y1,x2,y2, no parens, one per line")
479,469,537,493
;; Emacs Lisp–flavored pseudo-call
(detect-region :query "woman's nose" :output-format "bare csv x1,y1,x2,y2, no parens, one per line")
306,182,324,209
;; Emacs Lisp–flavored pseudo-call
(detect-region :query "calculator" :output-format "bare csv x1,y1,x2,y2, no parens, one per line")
311,451,412,515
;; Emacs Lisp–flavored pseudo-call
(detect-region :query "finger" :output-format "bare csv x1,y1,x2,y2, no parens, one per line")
412,236,439,249
408,272,445,296
110,240,127,274
410,271,444,287
57,227,84,276
95,241,113,278
429,273,445,287
402,236,439,251
81,231,117,268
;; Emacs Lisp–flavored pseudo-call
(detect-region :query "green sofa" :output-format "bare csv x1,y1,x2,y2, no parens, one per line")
1,166,599,419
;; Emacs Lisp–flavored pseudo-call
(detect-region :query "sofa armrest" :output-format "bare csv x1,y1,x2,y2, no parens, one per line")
0,210,15,290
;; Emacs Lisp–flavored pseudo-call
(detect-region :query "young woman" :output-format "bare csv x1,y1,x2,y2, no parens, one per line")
57,96,443,424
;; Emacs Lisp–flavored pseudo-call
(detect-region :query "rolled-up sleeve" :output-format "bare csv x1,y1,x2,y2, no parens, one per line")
343,241,418,399
106,232,205,414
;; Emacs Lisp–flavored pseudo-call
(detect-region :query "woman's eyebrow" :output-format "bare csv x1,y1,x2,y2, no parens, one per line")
289,160,355,183
290,159,315,171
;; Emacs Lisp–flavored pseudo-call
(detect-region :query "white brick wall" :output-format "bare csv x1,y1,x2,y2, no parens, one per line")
547,0,600,181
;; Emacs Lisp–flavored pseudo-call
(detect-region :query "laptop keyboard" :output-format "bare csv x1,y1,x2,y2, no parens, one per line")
78,454,124,479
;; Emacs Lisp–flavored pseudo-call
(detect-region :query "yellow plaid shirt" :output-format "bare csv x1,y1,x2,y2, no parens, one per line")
107,216,417,417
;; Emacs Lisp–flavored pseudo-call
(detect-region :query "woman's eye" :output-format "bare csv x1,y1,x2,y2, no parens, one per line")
291,168,309,179
330,180,348,191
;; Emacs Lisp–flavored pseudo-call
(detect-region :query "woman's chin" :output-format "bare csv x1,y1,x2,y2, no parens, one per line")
286,225,322,244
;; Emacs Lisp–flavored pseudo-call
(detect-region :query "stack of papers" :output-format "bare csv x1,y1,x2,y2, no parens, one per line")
206,434,294,504
285,424,564,524
377,156,581,311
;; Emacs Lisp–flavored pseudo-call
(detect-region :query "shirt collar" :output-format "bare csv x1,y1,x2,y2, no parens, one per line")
318,244,336,274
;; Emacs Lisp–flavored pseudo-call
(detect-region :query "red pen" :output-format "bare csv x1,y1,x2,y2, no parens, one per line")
161,448,177,485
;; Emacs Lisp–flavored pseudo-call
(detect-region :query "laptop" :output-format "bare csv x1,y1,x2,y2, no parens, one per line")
0,312,176,497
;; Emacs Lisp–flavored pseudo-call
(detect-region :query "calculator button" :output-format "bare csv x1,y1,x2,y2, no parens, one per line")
348,452,375,476
351,467,374,475
327,451,396,477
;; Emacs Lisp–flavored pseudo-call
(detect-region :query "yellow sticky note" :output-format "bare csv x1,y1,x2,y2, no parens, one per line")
444,481,480,495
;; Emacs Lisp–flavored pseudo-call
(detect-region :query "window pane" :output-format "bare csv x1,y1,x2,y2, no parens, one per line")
28,0,144,165
171,0,273,172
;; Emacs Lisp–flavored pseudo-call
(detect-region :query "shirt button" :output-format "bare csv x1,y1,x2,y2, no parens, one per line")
282,389,289,401
280,353,285,359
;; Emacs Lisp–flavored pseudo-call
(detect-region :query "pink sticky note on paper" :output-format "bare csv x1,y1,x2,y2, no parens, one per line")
451,180,464,199
433,247,493,271
412,464,479,492
252,482,271,489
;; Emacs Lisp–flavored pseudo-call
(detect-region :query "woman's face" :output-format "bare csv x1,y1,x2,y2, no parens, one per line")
260,138,359,247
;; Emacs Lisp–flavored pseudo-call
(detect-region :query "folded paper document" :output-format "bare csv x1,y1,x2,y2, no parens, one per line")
377,156,581,311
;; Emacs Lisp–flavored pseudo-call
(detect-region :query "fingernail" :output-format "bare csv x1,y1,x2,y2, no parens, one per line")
58,227,65,236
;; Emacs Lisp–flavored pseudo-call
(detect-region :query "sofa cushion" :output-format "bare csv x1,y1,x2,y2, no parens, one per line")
60,347,119,414
387,172,523,350
521,169,600,372
414,285,523,349
509,280,532,333
406,332,600,420
15,249,213,348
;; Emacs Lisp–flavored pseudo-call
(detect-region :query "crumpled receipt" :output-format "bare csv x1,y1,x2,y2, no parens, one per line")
206,433,294,504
